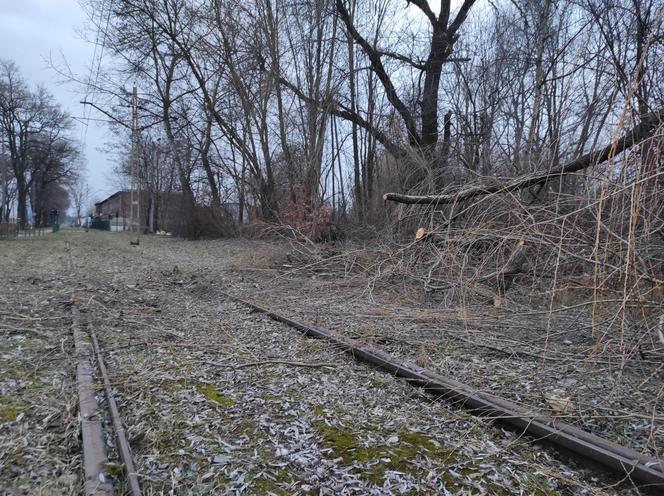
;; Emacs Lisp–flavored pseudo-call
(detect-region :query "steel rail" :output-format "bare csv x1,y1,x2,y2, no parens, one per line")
72,306,113,496
69,244,140,495
90,329,142,496
221,291,664,489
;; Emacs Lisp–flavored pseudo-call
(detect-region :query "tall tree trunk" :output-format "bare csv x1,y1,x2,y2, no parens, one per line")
201,115,221,208
346,3,362,219
17,181,27,229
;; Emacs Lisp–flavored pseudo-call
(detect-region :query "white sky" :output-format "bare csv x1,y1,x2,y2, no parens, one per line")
0,0,115,202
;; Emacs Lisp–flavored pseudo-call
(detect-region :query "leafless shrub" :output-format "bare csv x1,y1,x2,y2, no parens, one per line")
170,198,238,240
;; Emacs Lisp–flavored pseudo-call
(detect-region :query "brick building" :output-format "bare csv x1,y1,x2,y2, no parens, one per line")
94,191,132,231
95,191,182,232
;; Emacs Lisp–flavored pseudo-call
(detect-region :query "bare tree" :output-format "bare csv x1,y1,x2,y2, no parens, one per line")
69,175,90,226
0,60,77,227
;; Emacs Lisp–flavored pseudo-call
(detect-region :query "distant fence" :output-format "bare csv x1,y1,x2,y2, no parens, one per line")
0,219,46,240
90,219,111,231
0,219,18,239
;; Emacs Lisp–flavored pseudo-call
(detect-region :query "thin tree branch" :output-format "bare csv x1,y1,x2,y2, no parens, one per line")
278,76,405,158
336,0,420,145
407,0,438,26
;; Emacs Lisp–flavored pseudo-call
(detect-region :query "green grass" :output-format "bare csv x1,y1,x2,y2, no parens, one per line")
197,384,235,407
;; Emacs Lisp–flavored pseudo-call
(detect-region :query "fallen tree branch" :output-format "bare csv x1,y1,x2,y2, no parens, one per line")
383,109,664,205
218,359,338,370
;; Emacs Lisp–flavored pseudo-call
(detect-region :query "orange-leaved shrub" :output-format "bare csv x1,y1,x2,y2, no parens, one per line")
281,184,333,242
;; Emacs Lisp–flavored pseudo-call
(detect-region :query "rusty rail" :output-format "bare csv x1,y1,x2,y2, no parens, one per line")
221,291,664,489
73,300,142,496
70,242,140,495
73,307,113,496
91,329,142,496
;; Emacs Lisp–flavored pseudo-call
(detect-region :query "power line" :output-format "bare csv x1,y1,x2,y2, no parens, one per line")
79,3,103,147
80,0,114,152
72,115,117,124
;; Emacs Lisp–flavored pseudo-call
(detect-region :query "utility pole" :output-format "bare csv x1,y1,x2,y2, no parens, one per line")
0,126,7,221
81,86,172,244
129,86,141,245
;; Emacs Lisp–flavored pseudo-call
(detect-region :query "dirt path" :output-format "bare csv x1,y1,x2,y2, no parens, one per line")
0,230,649,494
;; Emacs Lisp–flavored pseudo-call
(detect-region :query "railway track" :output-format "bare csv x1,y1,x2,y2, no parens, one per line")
220,290,664,490
71,285,664,492
67,239,141,495
65,227,661,492
72,302,141,496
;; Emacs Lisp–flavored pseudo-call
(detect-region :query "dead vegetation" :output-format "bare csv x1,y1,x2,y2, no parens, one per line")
0,238,81,495
2,230,657,494
219,139,664,465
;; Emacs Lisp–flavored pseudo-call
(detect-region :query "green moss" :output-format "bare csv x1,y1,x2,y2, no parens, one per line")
376,432,456,484
520,474,563,496
197,384,235,407
16,336,45,353
0,393,24,422
312,405,325,416
314,421,358,463
103,462,125,478
305,340,320,352
252,468,294,495
0,401,21,422
391,431,438,458
312,422,457,486
369,376,391,388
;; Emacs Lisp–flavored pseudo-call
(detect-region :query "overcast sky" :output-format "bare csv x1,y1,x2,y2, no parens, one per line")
0,0,466,207
0,0,116,202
